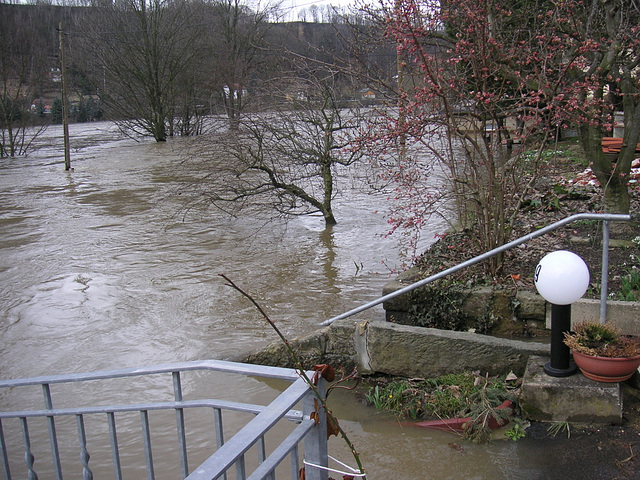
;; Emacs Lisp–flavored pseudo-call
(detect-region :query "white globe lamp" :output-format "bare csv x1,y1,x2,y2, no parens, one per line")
534,250,590,305
534,251,590,377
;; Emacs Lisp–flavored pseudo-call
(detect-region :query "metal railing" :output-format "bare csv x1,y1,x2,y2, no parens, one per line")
321,213,632,326
0,360,329,480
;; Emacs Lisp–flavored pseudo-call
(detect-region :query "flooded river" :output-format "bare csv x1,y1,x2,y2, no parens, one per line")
0,121,419,375
1,121,563,479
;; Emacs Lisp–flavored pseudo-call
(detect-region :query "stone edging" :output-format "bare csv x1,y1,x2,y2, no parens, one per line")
236,318,549,378
382,267,640,337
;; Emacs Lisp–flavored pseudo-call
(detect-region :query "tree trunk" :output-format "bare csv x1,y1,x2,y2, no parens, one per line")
602,180,630,215
153,117,167,142
578,125,630,215
323,210,337,226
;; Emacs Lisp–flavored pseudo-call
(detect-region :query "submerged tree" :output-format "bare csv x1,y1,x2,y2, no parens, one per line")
81,0,205,141
181,77,365,226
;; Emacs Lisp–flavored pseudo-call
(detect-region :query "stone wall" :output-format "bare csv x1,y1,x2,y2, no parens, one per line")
235,274,640,379
381,267,640,337
236,317,550,378
237,319,359,373
353,319,549,377
381,267,548,336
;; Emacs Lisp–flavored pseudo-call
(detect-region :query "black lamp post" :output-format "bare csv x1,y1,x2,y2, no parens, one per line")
544,303,578,377
534,250,590,378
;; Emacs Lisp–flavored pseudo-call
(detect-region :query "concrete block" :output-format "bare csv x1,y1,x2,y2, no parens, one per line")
520,355,623,425
359,320,548,378
545,298,640,335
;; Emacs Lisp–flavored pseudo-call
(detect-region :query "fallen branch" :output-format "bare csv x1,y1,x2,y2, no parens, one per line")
219,273,366,478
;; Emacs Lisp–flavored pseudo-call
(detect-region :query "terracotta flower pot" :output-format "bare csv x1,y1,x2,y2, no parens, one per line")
572,351,640,383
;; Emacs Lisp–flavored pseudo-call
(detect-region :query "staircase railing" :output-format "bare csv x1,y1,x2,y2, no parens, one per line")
321,213,631,326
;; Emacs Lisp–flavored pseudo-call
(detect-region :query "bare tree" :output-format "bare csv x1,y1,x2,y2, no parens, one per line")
80,0,205,141
205,0,280,131
0,2,51,157
181,77,366,225
309,4,319,22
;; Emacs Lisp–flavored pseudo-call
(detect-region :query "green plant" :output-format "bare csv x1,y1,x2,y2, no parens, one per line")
365,372,515,442
621,268,640,301
505,421,527,441
547,421,571,439
407,283,472,331
364,385,383,409
373,381,414,414
460,376,516,443
363,378,453,419
563,321,640,358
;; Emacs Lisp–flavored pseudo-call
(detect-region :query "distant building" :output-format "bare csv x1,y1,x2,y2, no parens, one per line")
31,98,53,114
359,88,377,100
49,68,61,83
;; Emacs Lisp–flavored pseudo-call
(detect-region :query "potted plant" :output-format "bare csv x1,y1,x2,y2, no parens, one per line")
563,321,640,382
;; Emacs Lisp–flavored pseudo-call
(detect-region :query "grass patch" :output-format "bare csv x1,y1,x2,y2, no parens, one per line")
365,372,511,419
365,372,518,442
621,268,640,301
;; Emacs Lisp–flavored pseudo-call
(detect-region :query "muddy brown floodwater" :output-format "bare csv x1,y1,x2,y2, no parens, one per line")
1,120,636,479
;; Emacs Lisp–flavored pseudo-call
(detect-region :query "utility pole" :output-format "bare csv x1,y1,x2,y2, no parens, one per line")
58,22,71,171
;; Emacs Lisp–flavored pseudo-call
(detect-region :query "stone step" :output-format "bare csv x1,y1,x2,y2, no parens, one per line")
520,355,623,425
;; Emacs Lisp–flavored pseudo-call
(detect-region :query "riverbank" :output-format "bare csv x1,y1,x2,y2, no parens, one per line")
239,316,640,478
238,140,640,477
393,140,640,477
409,140,639,304
397,152,640,476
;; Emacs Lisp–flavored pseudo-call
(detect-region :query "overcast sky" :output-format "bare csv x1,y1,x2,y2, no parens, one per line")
280,0,361,21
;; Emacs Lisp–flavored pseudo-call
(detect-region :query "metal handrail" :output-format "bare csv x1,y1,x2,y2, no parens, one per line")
0,359,329,480
321,213,631,326
0,359,303,388
185,377,322,480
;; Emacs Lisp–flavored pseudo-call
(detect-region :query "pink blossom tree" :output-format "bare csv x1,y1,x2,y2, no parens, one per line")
369,0,638,273
543,0,640,215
